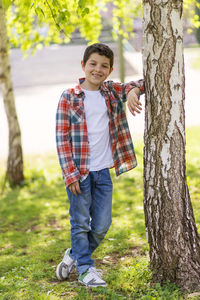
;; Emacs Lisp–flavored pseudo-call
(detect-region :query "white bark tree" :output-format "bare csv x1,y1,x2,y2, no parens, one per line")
0,0,102,186
143,0,200,291
0,0,24,185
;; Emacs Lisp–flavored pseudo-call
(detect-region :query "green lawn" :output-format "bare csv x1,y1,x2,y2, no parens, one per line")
0,127,200,299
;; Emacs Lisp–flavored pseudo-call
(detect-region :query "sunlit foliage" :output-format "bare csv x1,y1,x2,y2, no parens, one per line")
1,0,200,54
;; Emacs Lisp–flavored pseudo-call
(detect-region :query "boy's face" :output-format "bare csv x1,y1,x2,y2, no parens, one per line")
81,53,113,90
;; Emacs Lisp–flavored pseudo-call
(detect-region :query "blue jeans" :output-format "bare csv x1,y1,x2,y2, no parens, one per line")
66,168,113,274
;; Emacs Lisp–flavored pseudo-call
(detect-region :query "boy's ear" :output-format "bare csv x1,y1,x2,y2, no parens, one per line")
109,67,113,75
81,60,85,70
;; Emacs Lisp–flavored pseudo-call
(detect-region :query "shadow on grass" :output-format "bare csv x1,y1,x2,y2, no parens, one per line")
111,171,145,242
0,164,148,299
0,171,69,273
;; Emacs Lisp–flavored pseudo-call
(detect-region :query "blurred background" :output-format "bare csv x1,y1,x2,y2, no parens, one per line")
1,3,200,298
0,4,200,164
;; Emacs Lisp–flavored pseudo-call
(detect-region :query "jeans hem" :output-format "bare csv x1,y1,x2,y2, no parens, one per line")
77,264,94,275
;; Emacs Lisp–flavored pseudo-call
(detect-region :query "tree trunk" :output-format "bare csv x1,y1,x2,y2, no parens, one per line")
118,18,125,83
0,1,24,185
142,0,200,291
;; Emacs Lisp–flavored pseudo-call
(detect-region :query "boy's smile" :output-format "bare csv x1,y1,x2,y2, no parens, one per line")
81,53,113,90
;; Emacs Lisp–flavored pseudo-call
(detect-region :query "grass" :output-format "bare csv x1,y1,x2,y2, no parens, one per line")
0,127,200,299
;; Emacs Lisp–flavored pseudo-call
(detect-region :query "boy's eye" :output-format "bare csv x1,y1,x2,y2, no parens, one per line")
103,65,109,68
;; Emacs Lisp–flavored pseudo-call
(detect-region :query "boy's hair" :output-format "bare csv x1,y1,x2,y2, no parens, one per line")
83,43,114,68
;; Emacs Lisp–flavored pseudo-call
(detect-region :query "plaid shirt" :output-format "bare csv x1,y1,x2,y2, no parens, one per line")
56,78,145,187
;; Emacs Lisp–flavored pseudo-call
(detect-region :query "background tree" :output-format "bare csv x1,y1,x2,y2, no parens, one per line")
195,0,200,44
0,0,24,185
143,0,200,291
1,0,200,290
1,0,142,186
1,0,102,186
111,0,142,83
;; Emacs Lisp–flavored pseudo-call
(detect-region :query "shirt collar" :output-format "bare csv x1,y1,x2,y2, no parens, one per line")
74,78,109,95
74,78,85,95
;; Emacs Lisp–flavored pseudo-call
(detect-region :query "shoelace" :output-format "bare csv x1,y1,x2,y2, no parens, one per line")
89,267,103,277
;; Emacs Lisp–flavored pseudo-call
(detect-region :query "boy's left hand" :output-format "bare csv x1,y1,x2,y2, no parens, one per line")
127,88,142,116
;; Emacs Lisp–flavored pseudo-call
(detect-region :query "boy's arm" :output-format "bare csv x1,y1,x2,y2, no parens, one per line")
107,79,145,102
127,87,142,116
108,79,145,116
123,79,145,100
56,92,81,188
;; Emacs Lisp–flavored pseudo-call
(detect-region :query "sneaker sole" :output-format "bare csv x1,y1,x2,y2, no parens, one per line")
78,279,107,288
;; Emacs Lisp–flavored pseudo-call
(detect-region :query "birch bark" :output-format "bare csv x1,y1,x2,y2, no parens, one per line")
143,0,200,291
0,0,24,185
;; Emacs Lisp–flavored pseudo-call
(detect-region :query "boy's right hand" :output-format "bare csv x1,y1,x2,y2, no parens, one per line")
68,181,82,196
127,88,142,116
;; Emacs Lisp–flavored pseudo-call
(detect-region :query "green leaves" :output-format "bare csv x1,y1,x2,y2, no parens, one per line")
78,0,87,8
3,0,200,56
2,0,12,11
111,0,142,42
81,7,90,17
4,0,102,54
2,0,140,54
184,0,200,34
4,0,141,54
35,5,45,17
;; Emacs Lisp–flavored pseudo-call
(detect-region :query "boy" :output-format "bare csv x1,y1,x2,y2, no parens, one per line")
56,43,144,287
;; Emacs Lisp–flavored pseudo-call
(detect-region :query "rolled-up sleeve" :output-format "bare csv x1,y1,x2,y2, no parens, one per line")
106,79,145,102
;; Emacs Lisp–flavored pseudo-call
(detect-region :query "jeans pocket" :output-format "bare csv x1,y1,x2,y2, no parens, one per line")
79,175,90,192
100,168,113,187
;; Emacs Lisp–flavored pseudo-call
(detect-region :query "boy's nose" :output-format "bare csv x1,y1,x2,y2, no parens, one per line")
95,65,101,72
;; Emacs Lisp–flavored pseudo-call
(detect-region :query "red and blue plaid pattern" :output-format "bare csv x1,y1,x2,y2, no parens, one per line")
56,78,145,187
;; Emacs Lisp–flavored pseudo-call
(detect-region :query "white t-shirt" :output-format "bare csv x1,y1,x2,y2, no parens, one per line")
82,89,113,171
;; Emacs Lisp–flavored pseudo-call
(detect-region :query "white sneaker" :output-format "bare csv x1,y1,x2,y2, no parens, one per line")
78,267,107,287
56,248,76,280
